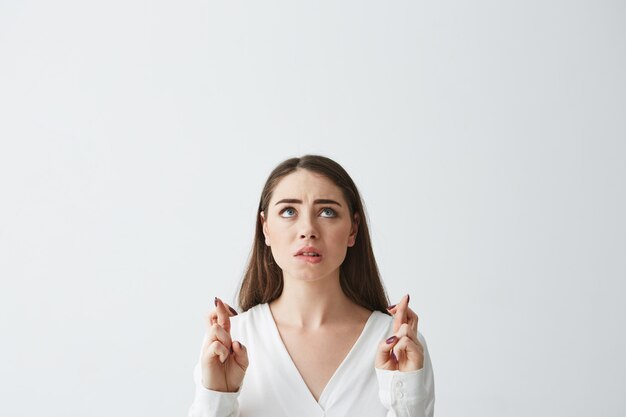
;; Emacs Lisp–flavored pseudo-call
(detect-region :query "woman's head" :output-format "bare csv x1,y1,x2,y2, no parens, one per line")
260,168,359,288
237,155,389,313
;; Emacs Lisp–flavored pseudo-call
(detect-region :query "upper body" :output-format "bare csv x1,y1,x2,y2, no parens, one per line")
189,155,436,416
188,302,435,417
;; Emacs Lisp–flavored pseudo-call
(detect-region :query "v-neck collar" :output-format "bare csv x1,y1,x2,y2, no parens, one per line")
261,302,377,412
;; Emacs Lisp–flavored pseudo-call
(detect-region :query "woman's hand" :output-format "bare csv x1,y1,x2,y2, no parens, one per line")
200,297,249,392
375,294,424,372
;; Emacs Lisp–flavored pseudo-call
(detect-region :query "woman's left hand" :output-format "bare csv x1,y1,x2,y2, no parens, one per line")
375,294,424,372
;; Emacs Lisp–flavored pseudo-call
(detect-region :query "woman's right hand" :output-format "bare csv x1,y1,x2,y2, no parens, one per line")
200,297,249,392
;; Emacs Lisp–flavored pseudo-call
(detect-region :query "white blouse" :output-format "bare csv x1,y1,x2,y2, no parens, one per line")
188,303,435,417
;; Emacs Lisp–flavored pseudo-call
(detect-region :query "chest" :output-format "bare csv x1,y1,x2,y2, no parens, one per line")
276,326,363,402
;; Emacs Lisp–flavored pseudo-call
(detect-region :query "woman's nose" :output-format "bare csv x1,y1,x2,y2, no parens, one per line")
299,230,317,239
298,215,318,239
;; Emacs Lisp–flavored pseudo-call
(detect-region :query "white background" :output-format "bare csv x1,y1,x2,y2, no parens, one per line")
1,1,625,416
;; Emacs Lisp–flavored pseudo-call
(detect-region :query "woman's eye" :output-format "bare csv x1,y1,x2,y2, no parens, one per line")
320,208,336,218
280,208,297,218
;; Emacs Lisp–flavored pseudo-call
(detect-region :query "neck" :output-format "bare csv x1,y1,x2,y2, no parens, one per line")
269,269,356,329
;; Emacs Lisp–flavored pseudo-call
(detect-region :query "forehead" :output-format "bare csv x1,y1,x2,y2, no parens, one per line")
270,169,345,202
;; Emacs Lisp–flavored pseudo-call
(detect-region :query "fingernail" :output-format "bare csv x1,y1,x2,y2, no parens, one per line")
214,297,218,307
386,304,396,310
407,294,410,303
390,350,397,362
228,306,238,316
386,336,397,344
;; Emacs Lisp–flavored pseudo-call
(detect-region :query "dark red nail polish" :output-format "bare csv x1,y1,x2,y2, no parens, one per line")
214,297,218,307
387,304,396,310
407,294,410,303
390,350,397,362
228,306,238,316
386,336,397,344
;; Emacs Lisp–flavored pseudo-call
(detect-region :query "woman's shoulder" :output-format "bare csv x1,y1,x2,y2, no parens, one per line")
230,302,269,330
234,302,267,318
369,309,393,326
368,310,394,333
368,310,429,344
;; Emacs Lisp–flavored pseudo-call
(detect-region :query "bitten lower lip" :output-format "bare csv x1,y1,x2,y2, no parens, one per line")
295,254,323,264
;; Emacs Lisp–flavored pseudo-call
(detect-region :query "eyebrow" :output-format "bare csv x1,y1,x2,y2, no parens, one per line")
274,198,342,207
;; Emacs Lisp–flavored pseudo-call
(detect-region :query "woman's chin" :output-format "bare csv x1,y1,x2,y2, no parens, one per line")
283,268,340,283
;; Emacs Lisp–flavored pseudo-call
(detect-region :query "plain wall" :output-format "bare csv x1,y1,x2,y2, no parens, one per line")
1,1,625,416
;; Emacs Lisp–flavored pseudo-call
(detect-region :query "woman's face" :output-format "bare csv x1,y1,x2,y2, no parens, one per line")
261,169,358,283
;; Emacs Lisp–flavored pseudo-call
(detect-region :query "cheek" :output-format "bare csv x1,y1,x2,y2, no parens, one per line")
266,219,286,236
330,225,353,244
266,224,293,252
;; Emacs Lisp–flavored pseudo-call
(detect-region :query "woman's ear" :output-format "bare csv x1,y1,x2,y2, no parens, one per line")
348,213,359,247
260,211,270,246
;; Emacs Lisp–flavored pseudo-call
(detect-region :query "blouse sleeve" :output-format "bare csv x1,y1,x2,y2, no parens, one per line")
188,334,242,417
375,332,435,417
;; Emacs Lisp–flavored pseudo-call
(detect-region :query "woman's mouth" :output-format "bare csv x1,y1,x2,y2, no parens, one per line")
295,253,323,263
294,247,323,263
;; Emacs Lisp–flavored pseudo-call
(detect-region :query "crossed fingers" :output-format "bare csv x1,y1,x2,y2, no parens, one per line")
377,294,424,371
201,297,248,391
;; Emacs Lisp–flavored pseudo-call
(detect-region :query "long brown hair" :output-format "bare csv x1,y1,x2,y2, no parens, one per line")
237,155,390,314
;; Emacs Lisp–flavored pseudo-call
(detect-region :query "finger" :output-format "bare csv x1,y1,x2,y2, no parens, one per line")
406,307,418,334
208,308,237,327
394,322,419,345
392,294,410,332
207,298,237,325
207,323,233,350
393,337,424,360
214,297,232,333
391,323,423,365
206,340,230,363
387,294,411,312
392,336,424,370
231,341,249,371
219,301,238,317
375,335,399,369
389,306,419,335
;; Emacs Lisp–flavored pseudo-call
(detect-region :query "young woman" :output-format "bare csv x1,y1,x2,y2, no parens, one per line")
189,155,435,417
